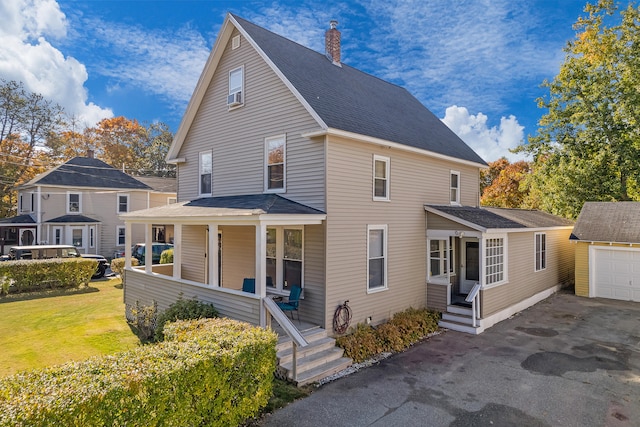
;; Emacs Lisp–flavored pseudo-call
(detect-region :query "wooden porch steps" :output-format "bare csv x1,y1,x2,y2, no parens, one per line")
276,327,352,387
439,305,484,335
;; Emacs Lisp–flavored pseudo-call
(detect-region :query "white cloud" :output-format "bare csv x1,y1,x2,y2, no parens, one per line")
442,105,527,163
0,0,112,127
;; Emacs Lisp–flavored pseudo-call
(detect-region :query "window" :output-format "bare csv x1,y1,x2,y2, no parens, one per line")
450,171,460,205
117,226,126,246
89,227,95,248
228,66,243,107
168,197,177,204
265,135,285,191
485,237,505,285
429,237,454,277
535,232,546,271
19,194,23,212
31,193,35,212
72,228,83,248
367,225,387,291
199,151,212,196
67,193,81,213
117,194,129,213
265,227,303,292
373,155,390,200
53,227,62,245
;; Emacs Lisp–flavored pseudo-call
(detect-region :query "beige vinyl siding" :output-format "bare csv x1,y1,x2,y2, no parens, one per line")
182,225,207,283
574,242,589,296
426,213,477,232
300,224,326,325
124,269,260,324
324,136,481,329
219,226,255,289
177,29,325,211
481,228,574,317
426,283,448,312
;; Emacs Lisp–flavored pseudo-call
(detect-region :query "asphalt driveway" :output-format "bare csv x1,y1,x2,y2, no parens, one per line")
260,291,640,426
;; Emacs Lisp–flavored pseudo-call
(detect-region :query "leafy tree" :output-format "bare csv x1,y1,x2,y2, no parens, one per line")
481,159,531,208
139,122,176,177
517,0,640,218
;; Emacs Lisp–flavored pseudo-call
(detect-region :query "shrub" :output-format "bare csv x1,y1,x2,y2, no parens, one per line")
0,318,277,427
159,248,173,264
155,296,219,341
109,257,139,277
336,308,440,363
129,300,158,341
0,259,95,295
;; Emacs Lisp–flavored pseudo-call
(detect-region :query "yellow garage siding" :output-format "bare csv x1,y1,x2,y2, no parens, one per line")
481,228,574,317
574,242,590,296
324,136,480,329
177,29,325,210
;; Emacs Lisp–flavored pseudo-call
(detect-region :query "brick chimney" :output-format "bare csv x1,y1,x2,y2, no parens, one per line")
325,20,341,65
86,149,94,159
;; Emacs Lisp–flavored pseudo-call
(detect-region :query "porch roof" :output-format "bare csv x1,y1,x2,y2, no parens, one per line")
425,205,573,233
0,214,36,225
121,194,326,224
46,214,101,224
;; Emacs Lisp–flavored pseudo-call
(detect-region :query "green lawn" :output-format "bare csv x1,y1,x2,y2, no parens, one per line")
0,278,140,378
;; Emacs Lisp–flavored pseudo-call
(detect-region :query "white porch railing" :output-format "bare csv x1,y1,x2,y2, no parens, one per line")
263,297,308,381
465,283,482,327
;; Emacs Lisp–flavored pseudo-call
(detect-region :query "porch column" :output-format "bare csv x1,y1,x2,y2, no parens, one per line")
144,222,152,274
173,223,182,280
208,223,218,287
124,222,132,269
255,222,267,326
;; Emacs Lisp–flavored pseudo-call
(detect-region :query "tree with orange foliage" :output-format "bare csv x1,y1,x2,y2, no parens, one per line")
481,159,531,208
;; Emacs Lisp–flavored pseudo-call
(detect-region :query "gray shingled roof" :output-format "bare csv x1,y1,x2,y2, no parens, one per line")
22,157,151,190
134,176,177,193
233,15,486,166
186,194,325,214
570,202,640,243
0,214,35,224
427,205,573,230
46,214,100,223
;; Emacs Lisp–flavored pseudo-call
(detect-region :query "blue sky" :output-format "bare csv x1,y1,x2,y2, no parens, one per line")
0,0,591,162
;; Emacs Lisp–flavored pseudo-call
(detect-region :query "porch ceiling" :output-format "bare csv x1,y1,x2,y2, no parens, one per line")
121,194,326,224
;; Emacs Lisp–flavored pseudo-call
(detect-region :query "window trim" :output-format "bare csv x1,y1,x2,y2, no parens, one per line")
53,226,63,245
67,192,82,214
534,232,546,272
265,226,304,294
228,65,244,109
373,155,390,201
116,193,129,214
367,224,388,293
116,226,126,246
428,237,455,282
89,226,95,248
199,151,212,197
264,134,286,193
450,170,460,205
483,234,507,288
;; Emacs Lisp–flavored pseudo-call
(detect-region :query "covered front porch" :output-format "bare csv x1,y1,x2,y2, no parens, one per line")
121,194,326,329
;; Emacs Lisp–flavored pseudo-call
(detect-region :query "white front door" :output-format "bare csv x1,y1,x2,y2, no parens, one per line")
460,238,479,294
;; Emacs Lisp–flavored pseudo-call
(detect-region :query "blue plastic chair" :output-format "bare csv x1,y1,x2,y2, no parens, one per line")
276,285,302,320
242,278,255,293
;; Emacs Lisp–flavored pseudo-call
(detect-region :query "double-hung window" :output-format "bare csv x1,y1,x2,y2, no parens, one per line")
199,151,212,196
367,225,388,292
117,226,126,246
535,232,546,271
117,194,129,213
265,227,303,292
265,135,285,192
429,237,454,278
450,171,460,205
228,66,243,108
67,192,81,213
373,155,390,201
485,237,505,285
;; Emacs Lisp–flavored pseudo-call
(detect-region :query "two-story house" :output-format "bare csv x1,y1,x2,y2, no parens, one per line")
0,155,176,258
121,14,574,341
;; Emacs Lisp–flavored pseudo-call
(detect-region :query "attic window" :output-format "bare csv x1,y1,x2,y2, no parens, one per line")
228,66,244,108
232,35,240,50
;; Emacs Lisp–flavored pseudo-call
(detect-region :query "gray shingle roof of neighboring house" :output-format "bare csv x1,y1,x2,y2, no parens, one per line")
45,214,100,223
20,157,151,190
133,176,177,193
232,15,487,166
0,214,35,224
570,201,640,243
426,205,573,230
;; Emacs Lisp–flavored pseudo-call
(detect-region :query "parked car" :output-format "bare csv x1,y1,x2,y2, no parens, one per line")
131,243,173,264
5,245,109,279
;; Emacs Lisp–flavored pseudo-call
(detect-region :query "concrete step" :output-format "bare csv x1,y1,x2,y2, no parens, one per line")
292,357,353,387
446,305,473,316
439,318,483,335
277,336,338,365
280,346,346,376
442,312,476,325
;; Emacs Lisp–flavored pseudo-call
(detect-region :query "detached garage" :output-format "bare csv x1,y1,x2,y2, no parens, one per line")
571,202,640,302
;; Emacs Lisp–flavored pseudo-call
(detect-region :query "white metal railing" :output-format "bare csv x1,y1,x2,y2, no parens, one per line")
262,297,308,381
465,283,482,328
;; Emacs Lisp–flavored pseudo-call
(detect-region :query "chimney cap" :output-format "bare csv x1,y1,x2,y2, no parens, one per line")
329,20,338,29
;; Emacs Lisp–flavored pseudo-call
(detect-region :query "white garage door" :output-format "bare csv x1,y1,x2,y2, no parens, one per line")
591,247,640,302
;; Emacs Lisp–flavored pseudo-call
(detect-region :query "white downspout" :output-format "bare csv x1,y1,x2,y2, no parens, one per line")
36,186,42,243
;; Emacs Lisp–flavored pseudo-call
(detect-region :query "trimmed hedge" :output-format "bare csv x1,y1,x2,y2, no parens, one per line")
155,296,219,342
109,257,139,277
0,318,278,427
336,308,440,363
0,258,96,295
